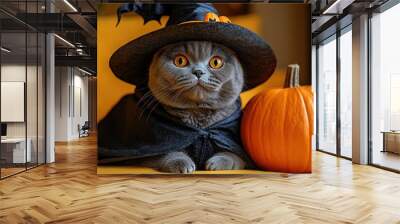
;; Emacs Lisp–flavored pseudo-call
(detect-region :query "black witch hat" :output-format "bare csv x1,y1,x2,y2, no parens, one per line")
109,3,277,90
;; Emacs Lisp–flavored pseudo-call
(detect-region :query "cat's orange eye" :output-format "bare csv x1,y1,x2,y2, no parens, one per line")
174,55,189,67
209,56,224,69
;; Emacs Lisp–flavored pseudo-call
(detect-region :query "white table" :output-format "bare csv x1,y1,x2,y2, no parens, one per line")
1,138,31,163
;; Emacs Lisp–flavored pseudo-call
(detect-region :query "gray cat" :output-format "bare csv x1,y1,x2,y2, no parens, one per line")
139,41,246,173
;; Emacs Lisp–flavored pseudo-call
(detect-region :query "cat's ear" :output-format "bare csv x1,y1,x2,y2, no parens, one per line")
116,3,169,26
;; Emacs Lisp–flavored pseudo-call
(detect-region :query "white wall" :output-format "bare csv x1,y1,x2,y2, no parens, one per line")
73,73,89,137
54,67,89,141
55,66,69,141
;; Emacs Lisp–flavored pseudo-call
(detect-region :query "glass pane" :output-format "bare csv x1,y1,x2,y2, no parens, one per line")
340,29,352,158
371,4,400,171
1,30,27,177
27,31,38,169
318,37,337,154
38,33,46,165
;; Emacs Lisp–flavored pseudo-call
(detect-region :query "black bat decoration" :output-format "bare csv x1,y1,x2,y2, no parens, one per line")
116,3,218,27
116,3,167,26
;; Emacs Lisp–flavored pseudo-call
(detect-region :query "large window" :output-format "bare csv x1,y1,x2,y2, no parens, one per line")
370,3,400,171
316,26,353,159
317,36,337,154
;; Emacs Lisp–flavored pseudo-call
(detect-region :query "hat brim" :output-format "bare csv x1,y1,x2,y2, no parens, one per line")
109,22,277,90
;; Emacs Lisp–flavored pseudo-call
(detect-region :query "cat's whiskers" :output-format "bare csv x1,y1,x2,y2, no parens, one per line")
140,83,190,120
176,78,196,86
198,80,220,91
146,86,179,122
137,86,172,120
137,90,153,106
138,97,156,120
144,85,172,103
218,88,235,98
171,88,186,103
133,86,154,106
149,87,186,120
176,76,188,82
208,77,222,85
138,91,160,111
142,98,159,121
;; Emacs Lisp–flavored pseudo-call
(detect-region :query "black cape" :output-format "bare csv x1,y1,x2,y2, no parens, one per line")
98,90,254,168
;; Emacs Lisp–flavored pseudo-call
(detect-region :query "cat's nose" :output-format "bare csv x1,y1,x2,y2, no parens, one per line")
192,69,205,78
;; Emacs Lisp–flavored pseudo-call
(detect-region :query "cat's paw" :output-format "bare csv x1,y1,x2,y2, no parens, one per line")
205,152,245,171
161,158,196,174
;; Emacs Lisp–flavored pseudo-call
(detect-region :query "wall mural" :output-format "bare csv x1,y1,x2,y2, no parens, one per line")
97,3,312,175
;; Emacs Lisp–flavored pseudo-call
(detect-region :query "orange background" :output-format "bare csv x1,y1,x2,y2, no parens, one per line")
97,4,311,122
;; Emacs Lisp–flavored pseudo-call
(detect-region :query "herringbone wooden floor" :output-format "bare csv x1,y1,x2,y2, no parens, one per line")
1,136,400,224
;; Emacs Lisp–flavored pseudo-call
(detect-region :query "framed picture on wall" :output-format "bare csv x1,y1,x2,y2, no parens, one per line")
1,82,25,123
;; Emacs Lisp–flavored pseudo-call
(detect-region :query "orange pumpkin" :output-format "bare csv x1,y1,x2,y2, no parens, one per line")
204,12,220,22
218,16,231,23
241,64,313,173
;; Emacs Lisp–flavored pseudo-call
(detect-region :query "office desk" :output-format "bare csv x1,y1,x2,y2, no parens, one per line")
1,138,31,163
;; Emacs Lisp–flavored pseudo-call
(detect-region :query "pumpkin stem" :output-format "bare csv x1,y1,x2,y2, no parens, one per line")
284,64,300,88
